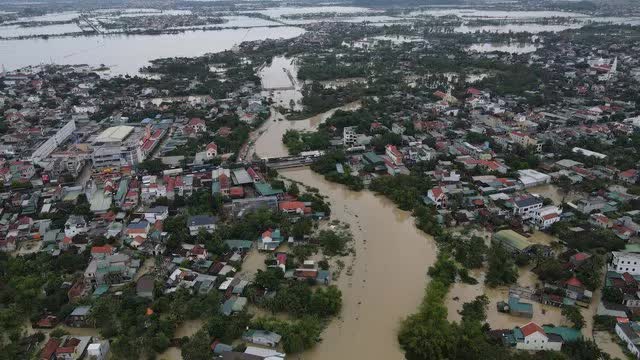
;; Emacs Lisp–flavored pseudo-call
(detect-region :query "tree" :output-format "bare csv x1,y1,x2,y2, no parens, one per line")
254,268,284,291
485,244,518,287
309,286,342,317
459,295,489,324
181,330,212,360
561,305,585,330
288,182,300,197
601,287,623,304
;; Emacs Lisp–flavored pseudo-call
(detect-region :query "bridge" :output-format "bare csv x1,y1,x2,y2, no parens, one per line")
78,14,103,34
259,151,324,170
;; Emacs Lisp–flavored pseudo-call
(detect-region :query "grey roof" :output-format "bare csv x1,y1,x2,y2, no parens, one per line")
232,168,253,185
188,215,217,227
618,322,639,341
514,196,543,208
146,206,168,214
70,306,91,316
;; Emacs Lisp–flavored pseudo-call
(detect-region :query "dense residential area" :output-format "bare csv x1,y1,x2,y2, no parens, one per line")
3,0,640,360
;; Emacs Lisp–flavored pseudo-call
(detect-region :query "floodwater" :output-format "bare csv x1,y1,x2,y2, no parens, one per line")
0,26,305,74
527,184,578,205
279,168,438,360
467,42,540,54
455,23,582,33
446,265,597,336
259,56,304,111
410,9,588,19
253,101,361,159
0,23,83,38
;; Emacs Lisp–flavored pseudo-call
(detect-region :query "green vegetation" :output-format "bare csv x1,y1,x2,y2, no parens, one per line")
369,174,432,211
310,151,364,191
485,243,518,287
282,129,330,155
561,305,585,330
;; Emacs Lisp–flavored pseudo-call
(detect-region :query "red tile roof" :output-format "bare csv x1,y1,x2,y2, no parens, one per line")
565,276,583,288
520,322,546,337
91,245,113,254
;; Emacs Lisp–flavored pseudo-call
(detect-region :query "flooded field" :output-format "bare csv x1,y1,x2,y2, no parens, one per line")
280,168,438,360
1,26,305,74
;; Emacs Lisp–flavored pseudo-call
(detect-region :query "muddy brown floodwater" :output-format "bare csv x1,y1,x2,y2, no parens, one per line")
279,168,437,360
252,101,361,159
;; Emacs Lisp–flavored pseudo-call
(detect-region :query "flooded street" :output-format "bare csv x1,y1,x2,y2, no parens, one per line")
279,168,437,360
527,184,579,205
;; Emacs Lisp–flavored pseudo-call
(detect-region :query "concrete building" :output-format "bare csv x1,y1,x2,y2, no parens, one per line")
611,252,640,276
91,125,158,169
514,322,563,351
31,120,76,165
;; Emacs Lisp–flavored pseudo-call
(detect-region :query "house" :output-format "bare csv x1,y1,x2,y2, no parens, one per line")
188,245,208,260
616,321,640,358
257,229,283,251
86,340,110,360
187,215,218,236
611,252,640,276
518,169,551,188
589,213,611,228
41,338,61,360
425,187,447,209
143,206,168,224
187,117,206,133
90,245,114,259
534,206,562,229
66,306,92,327
242,330,282,347
64,215,88,238
493,230,533,254
514,322,563,351
136,275,155,299
84,253,139,286
497,295,533,318
512,195,544,220
51,336,92,360
619,169,639,184
206,142,218,159
126,220,150,239
385,144,403,166
278,201,310,215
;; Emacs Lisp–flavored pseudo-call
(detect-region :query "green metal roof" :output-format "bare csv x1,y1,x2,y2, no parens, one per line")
494,230,531,251
508,296,533,314
254,182,284,197
363,152,384,165
542,326,582,342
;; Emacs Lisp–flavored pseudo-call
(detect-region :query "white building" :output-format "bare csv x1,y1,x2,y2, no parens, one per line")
518,169,551,188
534,206,562,229
343,126,358,147
611,252,640,275
615,322,640,358
512,195,544,220
87,340,110,360
91,126,144,169
515,322,563,351
31,120,76,164
64,215,88,238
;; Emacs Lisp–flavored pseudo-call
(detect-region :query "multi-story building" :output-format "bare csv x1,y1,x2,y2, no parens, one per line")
611,252,640,275
91,126,139,169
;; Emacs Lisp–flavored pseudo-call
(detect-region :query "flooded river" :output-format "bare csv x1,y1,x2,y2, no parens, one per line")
280,168,438,359
252,101,361,159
